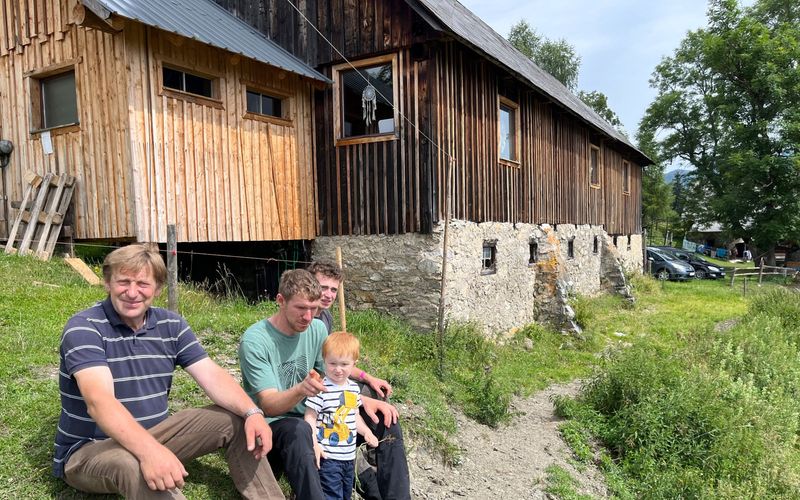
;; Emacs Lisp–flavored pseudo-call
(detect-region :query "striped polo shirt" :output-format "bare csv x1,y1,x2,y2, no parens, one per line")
53,298,208,478
305,377,362,461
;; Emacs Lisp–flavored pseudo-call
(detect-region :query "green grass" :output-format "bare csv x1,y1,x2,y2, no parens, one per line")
0,253,781,498
543,465,593,500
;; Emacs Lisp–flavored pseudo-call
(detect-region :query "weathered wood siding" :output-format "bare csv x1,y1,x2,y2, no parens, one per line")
0,0,135,240
216,0,643,237
124,26,318,243
1,0,318,243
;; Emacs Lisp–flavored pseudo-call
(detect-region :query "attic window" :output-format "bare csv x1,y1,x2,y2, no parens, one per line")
161,65,220,105
589,145,601,187
333,54,398,145
482,240,497,275
244,87,291,124
499,96,520,164
622,160,630,194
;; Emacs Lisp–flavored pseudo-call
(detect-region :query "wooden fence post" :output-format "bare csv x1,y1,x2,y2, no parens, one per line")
758,259,764,285
167,225,178,312
436,158,454,379
336,246,347,332
729,267,736,287
743,276,748,297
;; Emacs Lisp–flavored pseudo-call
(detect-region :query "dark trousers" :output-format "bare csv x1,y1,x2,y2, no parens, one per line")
319,458,354,500
268,414,410,500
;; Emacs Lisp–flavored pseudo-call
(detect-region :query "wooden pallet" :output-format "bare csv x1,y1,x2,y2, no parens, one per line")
4,171,75,260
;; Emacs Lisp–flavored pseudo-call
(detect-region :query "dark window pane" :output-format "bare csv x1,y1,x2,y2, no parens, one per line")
246,91,261,113
163,67,184,91
42,71,78,128
340,62,394,137
184,72,213,97
262,95,281,117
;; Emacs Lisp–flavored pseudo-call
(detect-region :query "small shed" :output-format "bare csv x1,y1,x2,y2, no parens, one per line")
0,0,328,244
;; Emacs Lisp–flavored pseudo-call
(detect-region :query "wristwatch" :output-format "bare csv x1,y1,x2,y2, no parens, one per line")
243,407,264,419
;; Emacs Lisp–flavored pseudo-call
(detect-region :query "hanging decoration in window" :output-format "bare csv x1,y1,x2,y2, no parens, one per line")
362,84,377,127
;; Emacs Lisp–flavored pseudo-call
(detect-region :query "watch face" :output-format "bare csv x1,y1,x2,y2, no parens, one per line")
362,85,376,101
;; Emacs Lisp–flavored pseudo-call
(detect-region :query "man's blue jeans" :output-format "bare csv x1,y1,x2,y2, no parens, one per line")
319,457,354,500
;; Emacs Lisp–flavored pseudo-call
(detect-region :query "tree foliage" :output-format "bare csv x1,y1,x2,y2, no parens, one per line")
577,90,622,128
508,20,580,91
639,0,800,258
636,129,675,231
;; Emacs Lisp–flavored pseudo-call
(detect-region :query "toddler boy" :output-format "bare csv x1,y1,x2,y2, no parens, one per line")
305,332,378,500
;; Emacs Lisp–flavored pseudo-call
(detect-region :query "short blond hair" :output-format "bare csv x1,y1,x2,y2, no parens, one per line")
278,269,321,301
322,331,360,361
102,244,167,287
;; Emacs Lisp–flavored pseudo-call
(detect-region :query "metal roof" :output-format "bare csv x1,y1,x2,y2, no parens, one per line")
411,0,651,164
84,0,329,84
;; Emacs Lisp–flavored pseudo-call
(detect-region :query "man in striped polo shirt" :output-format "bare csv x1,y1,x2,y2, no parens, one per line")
54,244,283,499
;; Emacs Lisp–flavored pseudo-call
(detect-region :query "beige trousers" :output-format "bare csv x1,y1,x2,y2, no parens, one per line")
63,405,284,499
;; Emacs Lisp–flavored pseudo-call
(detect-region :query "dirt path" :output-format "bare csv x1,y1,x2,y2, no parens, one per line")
404,381,607,499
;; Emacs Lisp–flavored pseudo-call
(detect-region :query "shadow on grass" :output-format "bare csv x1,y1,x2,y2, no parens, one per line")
27,416,243,499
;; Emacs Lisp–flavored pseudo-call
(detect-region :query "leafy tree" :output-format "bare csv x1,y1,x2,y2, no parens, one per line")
637,129,675,234
507,20,580,91
577,90,622,128
639,0,800,263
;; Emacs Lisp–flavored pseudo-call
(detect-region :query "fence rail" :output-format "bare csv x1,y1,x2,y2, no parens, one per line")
729,262,799,286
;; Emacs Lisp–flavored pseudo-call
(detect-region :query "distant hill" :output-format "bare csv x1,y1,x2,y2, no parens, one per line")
664,169,691,184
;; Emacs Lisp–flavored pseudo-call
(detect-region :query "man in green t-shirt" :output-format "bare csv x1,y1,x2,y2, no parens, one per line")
239,269,409,499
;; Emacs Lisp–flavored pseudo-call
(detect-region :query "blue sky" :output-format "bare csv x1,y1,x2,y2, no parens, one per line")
459,0,717,138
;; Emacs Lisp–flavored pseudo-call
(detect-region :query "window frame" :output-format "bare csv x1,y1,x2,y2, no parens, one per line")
622,159,630,194
498,96,521,166
481,240,498,275
242,82,293,127
589,144,601,188
332,54,400,146
159,61,223,108
26,59,82,134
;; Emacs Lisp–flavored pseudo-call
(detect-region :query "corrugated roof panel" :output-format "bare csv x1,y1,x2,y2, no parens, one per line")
414,0,650,163
87,0,329,84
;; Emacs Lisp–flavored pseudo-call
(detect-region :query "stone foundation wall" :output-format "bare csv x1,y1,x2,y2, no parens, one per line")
609,233,645,273
312,221,643,334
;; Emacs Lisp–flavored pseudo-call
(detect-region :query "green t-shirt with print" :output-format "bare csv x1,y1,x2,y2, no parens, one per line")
238,317,327,421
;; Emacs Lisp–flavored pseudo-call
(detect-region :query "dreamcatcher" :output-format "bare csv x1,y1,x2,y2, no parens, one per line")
362,84,377,127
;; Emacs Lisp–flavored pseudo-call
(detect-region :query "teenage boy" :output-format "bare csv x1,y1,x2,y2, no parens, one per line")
54,244,282,499
239,269,410,500
305,332,378,499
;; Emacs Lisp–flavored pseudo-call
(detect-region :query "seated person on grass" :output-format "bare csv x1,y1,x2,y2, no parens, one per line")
53,244,282,499
239,269,410,500
304,331,379,500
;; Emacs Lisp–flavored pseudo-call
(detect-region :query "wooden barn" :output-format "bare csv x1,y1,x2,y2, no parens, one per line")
0,0,328,249
215,0,652,332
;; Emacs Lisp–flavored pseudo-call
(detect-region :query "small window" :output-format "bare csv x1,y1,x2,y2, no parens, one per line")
334,55,398,143
590,145,601,187
568,238,575,259
30,68,78,130
529,241,539,265
499,96,520,163
622,160,630,193
593,236,599,254
613,235,618,247
162,66,215,98
246,89,284,118
627,235,632,251
482,240,497,275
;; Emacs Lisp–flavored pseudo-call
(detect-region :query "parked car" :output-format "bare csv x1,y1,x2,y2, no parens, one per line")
654,246,727,279
646,247,696,281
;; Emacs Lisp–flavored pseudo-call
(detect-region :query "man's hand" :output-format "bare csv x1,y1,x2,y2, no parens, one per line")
362,396,399,427
139,443,188,491
297,370,327,398
244,413,272,459
366,375,393,399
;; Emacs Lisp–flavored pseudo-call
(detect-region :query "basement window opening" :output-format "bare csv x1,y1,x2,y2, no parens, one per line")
482,241,497,275
613,235,618,247
593,236,599,254
627,235,632,250
529,241,538,265
568,238,575,259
